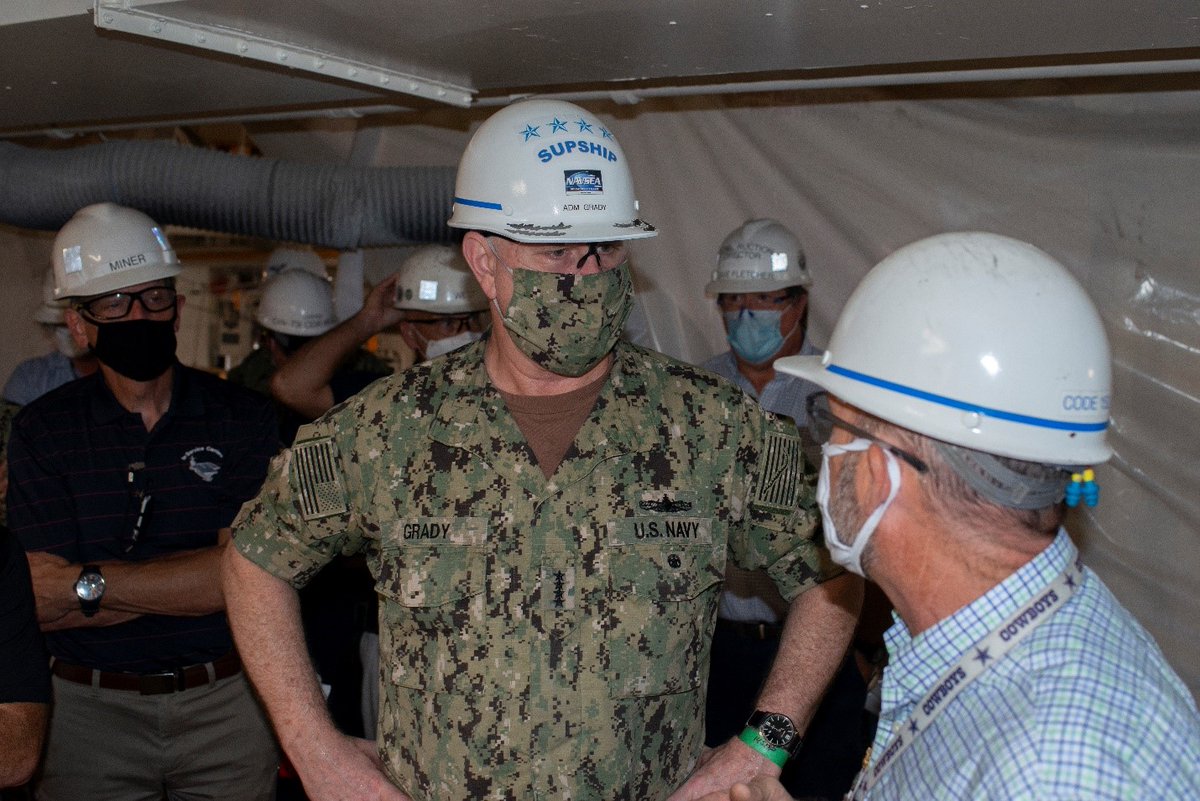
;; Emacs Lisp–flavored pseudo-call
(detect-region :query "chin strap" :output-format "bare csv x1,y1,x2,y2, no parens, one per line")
932,440,1081,510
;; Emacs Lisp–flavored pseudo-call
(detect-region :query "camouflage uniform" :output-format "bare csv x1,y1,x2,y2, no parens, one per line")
233,338,838,801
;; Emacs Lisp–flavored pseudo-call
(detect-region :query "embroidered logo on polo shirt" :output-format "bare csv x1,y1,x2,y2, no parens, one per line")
181,446,224,482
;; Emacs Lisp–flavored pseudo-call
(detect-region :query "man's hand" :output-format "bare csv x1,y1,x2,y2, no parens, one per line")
694,775,795,801
357,273,407,334
291,734,412,801
667,738,781,801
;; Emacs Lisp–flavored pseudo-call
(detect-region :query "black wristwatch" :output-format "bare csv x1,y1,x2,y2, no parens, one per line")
74,564,106,617
740,709,803,767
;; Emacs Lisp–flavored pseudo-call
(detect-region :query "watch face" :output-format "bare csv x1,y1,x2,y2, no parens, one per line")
75,573,105,602
759,713,797,748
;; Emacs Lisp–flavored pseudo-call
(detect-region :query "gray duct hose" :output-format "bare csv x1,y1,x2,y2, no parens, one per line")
0,140,457,249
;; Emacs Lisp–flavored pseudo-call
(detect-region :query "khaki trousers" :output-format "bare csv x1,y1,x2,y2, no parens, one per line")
37,672,278,801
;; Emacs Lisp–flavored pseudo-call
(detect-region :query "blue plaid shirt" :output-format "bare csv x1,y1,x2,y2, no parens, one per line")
867,530,1200,799
701,340,823,429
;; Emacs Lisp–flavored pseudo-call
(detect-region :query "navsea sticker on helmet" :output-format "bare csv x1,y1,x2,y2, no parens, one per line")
564,170,604,194
418,280,439,301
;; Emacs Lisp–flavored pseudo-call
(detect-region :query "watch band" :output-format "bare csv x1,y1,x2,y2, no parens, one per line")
739,726,790,767
742,709,803,766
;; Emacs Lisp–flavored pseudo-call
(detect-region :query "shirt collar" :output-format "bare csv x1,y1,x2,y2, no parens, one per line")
430,338,659,455
881,529,1077,706
87,362,202,425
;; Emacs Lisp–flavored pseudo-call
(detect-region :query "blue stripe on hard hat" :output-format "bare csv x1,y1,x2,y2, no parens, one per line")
453,196,503,210
826,364,1109,433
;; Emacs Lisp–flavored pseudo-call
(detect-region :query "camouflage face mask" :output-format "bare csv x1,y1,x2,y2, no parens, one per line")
498,263,634,376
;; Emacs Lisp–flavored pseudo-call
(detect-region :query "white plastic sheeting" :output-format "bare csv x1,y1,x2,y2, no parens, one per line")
268,89,1200,700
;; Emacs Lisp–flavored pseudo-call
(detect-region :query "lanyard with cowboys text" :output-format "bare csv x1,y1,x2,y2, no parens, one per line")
845,553,1085,800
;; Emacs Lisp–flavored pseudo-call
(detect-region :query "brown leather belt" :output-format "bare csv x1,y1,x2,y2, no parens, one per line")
51,652,241,695
716,618,785,640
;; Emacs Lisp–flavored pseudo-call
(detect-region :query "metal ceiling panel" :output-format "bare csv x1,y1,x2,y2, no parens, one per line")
90,0,1200,95
0,10,399,136
1,0,1198,137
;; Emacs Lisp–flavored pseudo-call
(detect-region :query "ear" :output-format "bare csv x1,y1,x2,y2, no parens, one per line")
64,307,91,351
461,232,498,301
793,291,809,319
396,321,423,354
174,292,186,333
264,336,287,368
859,443,895,509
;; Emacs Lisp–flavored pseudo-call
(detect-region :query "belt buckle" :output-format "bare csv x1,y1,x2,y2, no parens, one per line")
138,668,185,695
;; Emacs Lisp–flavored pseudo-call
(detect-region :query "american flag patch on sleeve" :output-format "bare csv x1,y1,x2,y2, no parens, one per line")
754,430,802,511
292,437,348,520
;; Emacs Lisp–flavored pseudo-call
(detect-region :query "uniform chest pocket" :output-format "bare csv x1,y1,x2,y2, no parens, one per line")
375,518,497,694
604,517,723,698
376,540,485,608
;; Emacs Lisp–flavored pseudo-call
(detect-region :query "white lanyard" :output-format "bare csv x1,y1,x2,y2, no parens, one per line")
846,553,1084,800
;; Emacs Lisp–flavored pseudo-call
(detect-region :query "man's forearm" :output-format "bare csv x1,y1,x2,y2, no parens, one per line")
27,539,229,629
0,703,47,788
270,313,375,419
98,544,228,617
221,545,339,756
754,572,863,731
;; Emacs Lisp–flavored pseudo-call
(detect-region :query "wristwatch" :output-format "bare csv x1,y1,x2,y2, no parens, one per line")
74,564,105,617
739,710,803,767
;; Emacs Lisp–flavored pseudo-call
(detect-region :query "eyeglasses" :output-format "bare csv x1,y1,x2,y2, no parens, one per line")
489,237,628,273
805,392,928,473
407,311,488,338
77,286,177,321
716,290,804,312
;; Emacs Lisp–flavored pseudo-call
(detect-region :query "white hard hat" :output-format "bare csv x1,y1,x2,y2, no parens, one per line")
34,267,68,324
393,245,487,314
256,269,338,336
52,203,180,299
447,98,657,244
705,219,811,295
775,232,1112,466
263,247,328,281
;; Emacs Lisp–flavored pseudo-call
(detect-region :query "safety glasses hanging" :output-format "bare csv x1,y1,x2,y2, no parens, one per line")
124,461,153,553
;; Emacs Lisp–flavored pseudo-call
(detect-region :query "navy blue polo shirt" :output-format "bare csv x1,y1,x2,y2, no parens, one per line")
7,364,279,673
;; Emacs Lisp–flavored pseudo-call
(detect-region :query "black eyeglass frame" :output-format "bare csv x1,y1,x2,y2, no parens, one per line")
75,286,179,322
487,234,628,273
805,391,929,473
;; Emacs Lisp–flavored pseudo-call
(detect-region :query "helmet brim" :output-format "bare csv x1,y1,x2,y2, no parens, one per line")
775,353,1114,466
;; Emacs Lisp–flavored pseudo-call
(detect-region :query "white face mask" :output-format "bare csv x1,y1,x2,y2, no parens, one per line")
54,325,91,359
816,438,902,577
422,329,482,360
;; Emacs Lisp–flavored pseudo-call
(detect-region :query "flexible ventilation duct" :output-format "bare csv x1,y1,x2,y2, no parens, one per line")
0,140,456,249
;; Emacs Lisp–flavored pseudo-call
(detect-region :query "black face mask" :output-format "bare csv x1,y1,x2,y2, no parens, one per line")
91,318,178,381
